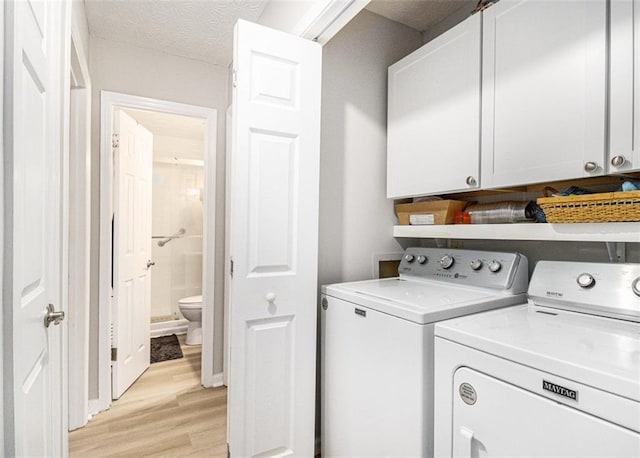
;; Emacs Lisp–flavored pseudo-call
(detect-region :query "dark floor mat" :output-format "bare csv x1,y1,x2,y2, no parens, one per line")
150,334,184,364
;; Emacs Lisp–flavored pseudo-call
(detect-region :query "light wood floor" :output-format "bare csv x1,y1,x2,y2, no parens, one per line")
70,336,227,457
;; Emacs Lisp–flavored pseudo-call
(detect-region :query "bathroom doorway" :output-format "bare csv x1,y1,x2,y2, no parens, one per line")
88,92,219,414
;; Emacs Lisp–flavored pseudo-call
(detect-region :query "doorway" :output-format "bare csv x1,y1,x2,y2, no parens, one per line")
92,92,218,412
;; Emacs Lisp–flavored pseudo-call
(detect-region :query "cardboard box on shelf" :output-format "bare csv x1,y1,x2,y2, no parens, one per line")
395,200,468,225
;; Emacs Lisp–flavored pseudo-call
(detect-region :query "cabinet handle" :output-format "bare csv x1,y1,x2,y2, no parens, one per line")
465,176,477,186
610,155,626,167
583,162,598,172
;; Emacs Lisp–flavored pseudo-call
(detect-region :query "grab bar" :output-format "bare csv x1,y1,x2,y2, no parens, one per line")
153,228,186,247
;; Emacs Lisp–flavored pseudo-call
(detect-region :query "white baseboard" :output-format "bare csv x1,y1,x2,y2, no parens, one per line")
88,398,110,417
212,372,225,388
150,319,188,338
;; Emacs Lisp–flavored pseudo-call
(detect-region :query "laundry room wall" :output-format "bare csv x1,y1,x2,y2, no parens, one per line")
88,36,228,399
318,9,423,288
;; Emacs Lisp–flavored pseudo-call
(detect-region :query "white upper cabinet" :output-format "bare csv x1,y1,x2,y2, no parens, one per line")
610,0,640,173
387,13,481,198
481,0,607,189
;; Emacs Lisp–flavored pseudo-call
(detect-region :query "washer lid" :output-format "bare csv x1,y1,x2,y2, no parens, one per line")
435,305,640,402
322,278,525,324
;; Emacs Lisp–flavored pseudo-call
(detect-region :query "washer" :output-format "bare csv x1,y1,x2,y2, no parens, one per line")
321,247,529,457
434,261,640,457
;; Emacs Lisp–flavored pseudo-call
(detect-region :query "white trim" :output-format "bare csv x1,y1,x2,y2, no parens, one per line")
212,372,225,388
60,3,72,453
295,0,370,44
150,319,188,338
0,1,5,451
98,91,217,409
67,19,92,432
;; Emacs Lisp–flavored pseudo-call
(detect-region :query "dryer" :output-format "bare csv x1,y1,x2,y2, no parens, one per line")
321,247,529,457
434,260,640,457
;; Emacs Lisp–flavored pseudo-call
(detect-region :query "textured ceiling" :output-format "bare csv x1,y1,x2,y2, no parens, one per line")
366,0,476,32
85,0,269,65
124,108,205,140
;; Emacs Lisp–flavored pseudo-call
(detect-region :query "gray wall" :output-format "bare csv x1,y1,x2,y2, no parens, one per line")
319,9,423,288
88,36,228,399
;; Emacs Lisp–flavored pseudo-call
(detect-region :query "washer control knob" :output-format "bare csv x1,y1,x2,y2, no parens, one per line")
439,255,455,269
577,273,596,288
416,255,427,264
470,259,483,271
404,254,415,263
632,278,640,298
488,260,502,273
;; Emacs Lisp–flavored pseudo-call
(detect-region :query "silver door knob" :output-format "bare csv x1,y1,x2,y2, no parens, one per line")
610,155,626,167
146,260,155,269
466,176,477,186
584,161,598,172
44,304,65,328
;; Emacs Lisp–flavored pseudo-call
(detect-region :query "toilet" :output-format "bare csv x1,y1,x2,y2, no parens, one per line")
178,295,202,345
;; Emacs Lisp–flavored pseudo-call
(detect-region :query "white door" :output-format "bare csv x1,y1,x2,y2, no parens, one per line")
112,110,153,399
452,368,640,456
228,20,321,457
387,13,481,198
481,0,607,188
610,0,640,173
4,0,67,455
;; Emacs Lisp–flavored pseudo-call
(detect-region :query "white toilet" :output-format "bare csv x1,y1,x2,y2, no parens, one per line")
178,295,202,345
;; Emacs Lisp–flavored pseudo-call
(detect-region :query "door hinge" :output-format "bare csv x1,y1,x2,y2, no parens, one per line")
111,347,118,361
112,133,120,149
232,69,237,88
230,258,234,278
472,0,496,14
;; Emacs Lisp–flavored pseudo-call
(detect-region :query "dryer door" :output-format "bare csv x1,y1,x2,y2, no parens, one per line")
452,367,640,457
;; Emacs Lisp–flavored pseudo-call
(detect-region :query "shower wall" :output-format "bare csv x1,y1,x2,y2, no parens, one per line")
151,136,204,321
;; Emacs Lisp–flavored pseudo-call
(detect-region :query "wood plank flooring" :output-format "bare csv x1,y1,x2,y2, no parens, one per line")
70,336,227,457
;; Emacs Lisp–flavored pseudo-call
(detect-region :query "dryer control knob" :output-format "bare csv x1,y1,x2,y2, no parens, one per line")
470,259,483,271
439,255,455,269
488,260,502,273
632,278,640,298
577,273,596,288
416,255,427,264
404,254,415,263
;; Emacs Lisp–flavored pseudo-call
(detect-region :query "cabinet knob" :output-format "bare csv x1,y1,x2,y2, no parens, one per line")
610,155,626,168
466,176,477,186
583,161,598,172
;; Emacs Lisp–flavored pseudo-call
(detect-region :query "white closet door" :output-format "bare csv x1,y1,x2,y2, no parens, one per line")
228,19,321,457
482,0,607,188
387,13,481,198
610,0,640,173
112,110,153,399
4,0,67,455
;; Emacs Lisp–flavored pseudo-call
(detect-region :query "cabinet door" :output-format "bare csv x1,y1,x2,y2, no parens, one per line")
610,0,640,173
482,0,607,188
387,14,481,198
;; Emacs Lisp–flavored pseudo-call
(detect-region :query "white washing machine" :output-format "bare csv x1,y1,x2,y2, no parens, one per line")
321,248,529,457
434,260,640,457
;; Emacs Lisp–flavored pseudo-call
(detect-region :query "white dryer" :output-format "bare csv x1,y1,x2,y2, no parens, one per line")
321,248,529,457
434,261,640,457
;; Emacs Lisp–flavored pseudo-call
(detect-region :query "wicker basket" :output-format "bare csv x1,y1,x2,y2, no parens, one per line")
536,191,640,223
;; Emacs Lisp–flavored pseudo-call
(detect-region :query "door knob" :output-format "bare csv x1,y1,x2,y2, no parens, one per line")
610,155,626,167
584,161,598,172
44,304,65,328
466,176,477,186
265,292,276,303
146,260,155,269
